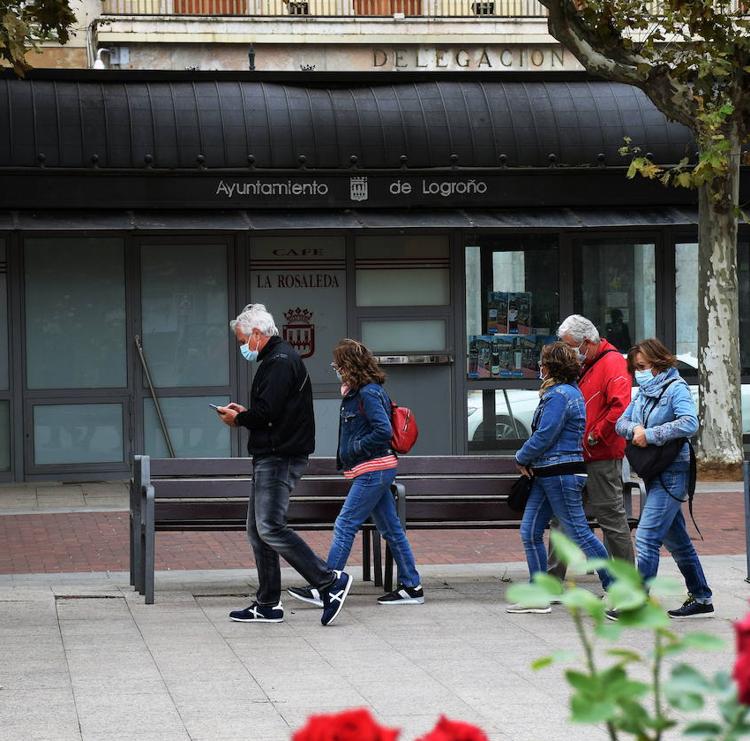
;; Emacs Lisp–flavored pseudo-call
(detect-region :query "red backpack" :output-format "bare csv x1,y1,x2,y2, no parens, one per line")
358,395,419,454
389,401,419,454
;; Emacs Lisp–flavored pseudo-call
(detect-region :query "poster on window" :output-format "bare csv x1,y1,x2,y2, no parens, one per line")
250,237,346,385
468,334,556,379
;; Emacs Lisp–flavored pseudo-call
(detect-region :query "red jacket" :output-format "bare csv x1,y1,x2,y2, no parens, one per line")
578,339,632,462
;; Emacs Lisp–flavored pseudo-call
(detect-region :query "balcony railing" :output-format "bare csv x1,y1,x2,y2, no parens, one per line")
101,0,747,17
102,0,549,16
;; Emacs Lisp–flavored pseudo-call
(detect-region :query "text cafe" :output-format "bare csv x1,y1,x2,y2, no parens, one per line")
0,69,748,482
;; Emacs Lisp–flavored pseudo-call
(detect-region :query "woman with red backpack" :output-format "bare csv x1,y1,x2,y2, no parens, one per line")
288,339,424,607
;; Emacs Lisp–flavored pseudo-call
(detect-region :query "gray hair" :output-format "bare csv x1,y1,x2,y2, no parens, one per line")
557,314,600,343
230,304,278,337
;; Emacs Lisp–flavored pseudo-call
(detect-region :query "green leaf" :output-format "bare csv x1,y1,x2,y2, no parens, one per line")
606,648,643,664
532,656,554,670
570,694,617,724
683,721,724,737
616,601,670,629
505,582,552,607
646,575,684,597
560,587,606,620
681,632,726,651
666,691,705,711
549,531,586,570
666,663,713,695
606,580,647,611
531,572,564,596
595,621,623,641
565,669,600,693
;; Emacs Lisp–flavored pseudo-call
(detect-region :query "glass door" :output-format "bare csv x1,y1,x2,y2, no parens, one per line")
0,240,10,479
23,237,130,476
137,239,236,458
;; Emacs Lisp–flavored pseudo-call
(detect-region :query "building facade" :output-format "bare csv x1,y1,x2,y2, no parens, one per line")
0,70,748,482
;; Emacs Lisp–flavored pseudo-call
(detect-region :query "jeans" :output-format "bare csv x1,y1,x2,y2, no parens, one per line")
327,468,421,589
636,468,712,603
247,455,334,606
548,459,635,578
520,474,612,589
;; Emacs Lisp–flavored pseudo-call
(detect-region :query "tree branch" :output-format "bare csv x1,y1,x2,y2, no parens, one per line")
537,0,698,130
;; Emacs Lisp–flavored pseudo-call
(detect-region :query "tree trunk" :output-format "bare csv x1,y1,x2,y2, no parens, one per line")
697,126,744,479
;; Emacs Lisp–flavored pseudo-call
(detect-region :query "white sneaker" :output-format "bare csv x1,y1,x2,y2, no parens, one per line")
505,603,551,614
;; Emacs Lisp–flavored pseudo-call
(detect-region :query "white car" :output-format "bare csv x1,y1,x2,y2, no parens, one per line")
468,373,750,442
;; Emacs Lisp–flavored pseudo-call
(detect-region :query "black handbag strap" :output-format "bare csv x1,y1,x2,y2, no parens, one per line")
579,348,618,381
643,378,680,427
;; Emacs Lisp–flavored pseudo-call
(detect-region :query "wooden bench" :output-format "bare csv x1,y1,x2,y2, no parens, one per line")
379,455,641,588
130,454,640,604
130,455,404,604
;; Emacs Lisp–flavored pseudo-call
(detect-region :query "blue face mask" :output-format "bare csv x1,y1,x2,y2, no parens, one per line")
240,336,259,363
635,368,654,386
335,370,343,382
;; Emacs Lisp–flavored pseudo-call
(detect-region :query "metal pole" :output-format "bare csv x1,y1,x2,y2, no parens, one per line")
744,460,750,582
134,335,176,458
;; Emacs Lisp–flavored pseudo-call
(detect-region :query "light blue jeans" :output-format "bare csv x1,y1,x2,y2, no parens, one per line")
636,468,712,603
520,474,612,589
327,468,421,588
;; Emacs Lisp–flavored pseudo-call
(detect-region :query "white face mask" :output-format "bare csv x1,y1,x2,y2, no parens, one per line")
576,342,587,364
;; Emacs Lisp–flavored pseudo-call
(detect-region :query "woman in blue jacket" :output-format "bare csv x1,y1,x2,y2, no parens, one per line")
616,338,713,619
508,342,612,613
288,338,423,607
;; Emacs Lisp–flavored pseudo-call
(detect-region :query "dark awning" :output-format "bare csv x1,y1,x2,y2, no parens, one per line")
0,207,708,231
0,74,695,171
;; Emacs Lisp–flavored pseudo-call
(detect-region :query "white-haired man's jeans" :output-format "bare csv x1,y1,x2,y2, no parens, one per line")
247,455,335,606
636,468,712,603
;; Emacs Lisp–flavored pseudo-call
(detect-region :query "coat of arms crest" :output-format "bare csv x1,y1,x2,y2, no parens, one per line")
283,308,315,358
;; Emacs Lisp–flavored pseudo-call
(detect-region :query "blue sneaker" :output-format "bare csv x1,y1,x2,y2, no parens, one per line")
229,601,284,623
320,571,352,626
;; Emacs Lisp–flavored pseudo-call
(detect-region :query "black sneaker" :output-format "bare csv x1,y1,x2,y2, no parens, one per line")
377,584,425,605
320,570,353,626
229,601,284,623
605,609,619,622
287,585,323,608
668,596,715,619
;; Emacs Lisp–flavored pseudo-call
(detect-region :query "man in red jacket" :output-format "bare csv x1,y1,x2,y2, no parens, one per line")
548,314,635,579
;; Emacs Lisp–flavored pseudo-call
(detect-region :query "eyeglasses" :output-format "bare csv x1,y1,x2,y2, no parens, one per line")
330,362,340,372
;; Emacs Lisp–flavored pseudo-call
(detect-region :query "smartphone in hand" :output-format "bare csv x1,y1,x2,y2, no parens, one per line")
209,404,221,411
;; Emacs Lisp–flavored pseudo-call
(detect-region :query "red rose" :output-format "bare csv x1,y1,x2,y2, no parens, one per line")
293,708,399,741
735,612,750,655
417,716,489,741
734,650,750,705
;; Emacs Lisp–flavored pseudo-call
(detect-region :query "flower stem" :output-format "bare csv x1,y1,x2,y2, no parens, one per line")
653,631,664,741
572,609,619,741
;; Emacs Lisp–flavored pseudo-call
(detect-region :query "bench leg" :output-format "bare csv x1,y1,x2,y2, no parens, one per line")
372,531,383,587
144,487,155,605
384,543,394,593
362,528,372,583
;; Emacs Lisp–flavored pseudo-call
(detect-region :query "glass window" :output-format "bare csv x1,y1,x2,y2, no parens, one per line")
466,238,559,380
144,396,231,458
0,400,9,472
361,319,446,352
467,389,539,452
355,236,450,306
676,240,750,373
0,240,8,391
574,240,655,352
25,238,126,390
33,404,124,465
141,244,229,388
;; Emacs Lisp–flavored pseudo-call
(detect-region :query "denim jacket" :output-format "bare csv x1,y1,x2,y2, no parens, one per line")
515,383,585,469
336,383,394,471
615,367,698,470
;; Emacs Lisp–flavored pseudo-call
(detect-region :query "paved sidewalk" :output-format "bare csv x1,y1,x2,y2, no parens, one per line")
0,484,745,575
2,556,749,741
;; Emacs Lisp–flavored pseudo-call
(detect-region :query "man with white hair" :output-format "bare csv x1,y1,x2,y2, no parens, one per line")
217,303,352,627
548,314,635,578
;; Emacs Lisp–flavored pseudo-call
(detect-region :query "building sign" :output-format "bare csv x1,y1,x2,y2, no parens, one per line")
371,46,570,71
249,237,347,385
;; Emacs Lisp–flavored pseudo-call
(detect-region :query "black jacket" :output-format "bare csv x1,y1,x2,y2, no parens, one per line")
235,336,315,459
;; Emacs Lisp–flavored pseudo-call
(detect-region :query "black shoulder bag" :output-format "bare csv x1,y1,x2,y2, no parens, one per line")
508,474,533,513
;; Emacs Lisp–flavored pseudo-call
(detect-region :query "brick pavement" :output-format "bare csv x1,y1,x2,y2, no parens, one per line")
0,490,744,575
